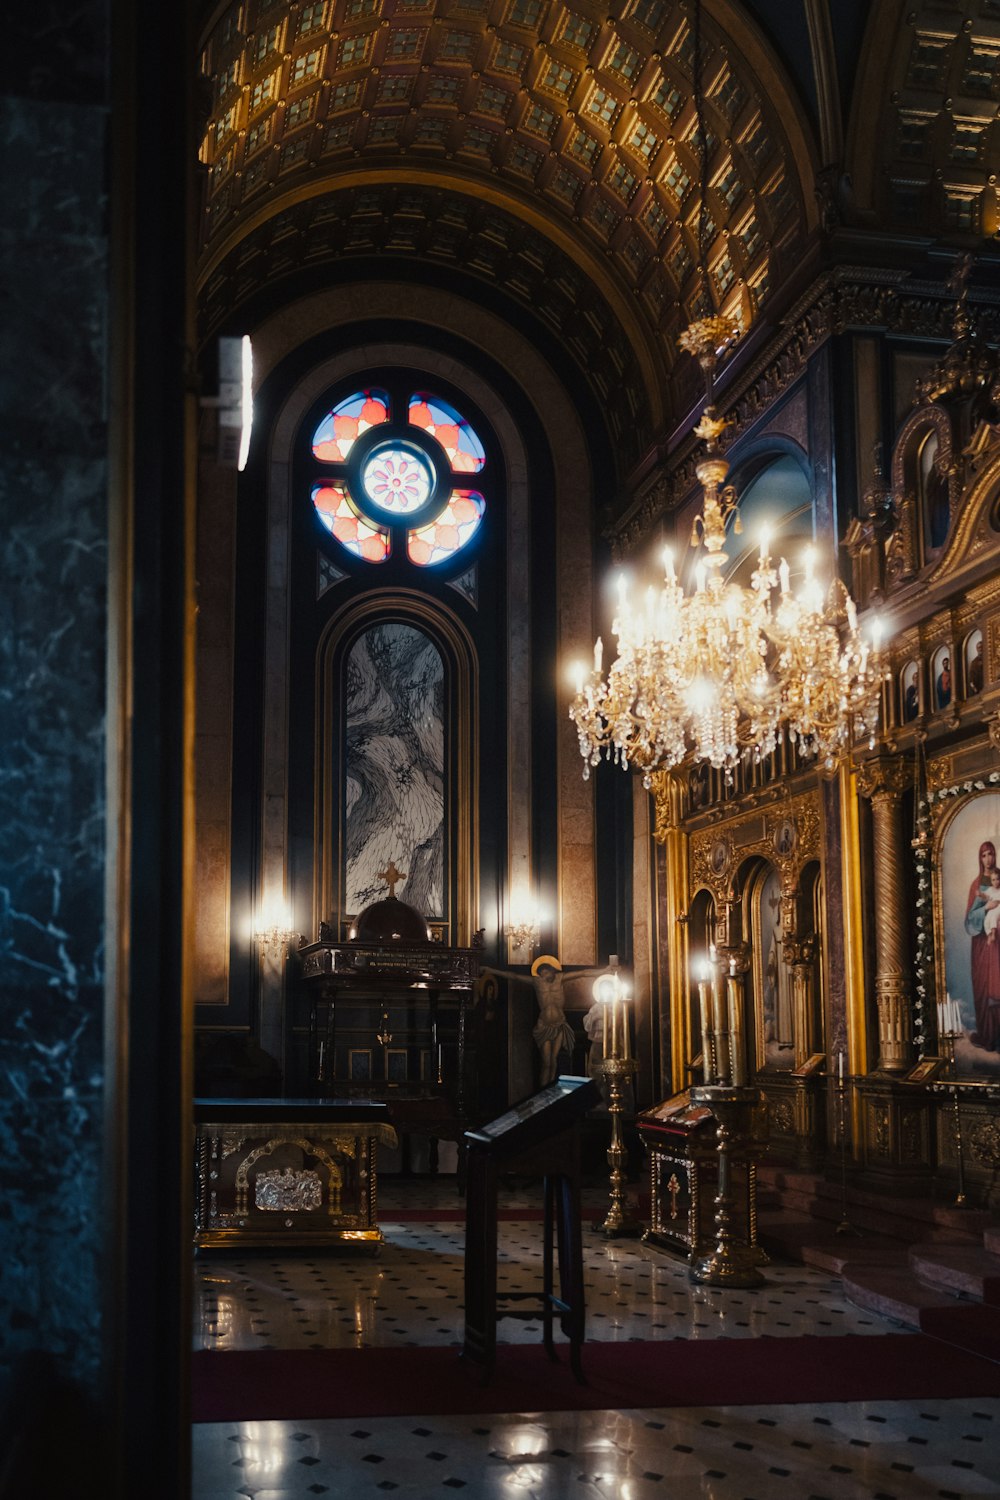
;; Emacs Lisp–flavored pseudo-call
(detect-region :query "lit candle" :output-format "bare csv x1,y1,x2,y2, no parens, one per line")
871,616,883,650
712,959,729,1084
695,560,706,592
727,965,746,1086
593,636,603,674
802,545,815,584
572,662,585,695
838,1050,844,1081
662,545,675,582
846,598,857,632
621,993,631,1061
617,573,628,607
697,964,713,1084
779,558,790,595
602,996,609,1054
758,525,770,565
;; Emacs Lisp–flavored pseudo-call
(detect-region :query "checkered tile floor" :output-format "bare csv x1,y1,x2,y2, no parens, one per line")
192,1179,1000,1498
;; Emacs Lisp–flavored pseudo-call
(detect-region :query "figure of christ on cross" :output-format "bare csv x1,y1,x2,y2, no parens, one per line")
482,955,615,1087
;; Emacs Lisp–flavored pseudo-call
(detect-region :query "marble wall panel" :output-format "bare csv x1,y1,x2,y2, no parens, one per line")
0,75,110,1393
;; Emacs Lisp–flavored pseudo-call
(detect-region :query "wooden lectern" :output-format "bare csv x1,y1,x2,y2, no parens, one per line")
462,1075,600,1384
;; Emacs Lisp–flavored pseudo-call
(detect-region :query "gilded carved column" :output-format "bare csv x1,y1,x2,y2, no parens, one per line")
785,935,817,1069
857,756,913,1073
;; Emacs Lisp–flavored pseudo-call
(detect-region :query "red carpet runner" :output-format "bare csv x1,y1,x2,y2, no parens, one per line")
192,1335,1000,1423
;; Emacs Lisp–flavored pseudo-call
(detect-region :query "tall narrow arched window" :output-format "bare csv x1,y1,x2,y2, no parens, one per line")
343,623,445,920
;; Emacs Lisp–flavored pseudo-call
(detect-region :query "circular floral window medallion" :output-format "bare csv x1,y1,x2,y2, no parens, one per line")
362,445,434,515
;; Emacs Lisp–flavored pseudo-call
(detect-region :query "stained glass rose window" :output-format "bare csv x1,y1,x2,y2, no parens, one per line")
310,386,486,567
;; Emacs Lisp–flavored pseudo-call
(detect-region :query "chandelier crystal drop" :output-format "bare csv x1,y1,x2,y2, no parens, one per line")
570,322,884,786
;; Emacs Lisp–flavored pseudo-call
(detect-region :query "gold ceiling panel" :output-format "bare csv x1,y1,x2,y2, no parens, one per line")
197,0,809,390
850,0,1000,239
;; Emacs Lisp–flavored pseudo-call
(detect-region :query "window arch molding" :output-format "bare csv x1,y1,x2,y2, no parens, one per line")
314,587,478,943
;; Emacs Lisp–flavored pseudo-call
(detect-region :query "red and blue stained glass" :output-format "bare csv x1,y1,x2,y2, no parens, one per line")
408,490,485,566
312,483,390,562
408,393,485,474
312,388,391,462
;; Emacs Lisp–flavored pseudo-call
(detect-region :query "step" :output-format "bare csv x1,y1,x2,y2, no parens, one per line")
757,1165,990,1245
909,1242,1000,1304
985,1224,1000,1258
841,1265,957,1331
758,1210,910,1276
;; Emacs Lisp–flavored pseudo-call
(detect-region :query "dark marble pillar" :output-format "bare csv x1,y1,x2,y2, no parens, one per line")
0,0,111,1402
0,6,195,1497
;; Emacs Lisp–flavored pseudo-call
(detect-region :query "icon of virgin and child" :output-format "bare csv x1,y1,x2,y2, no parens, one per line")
963,840,1000,1054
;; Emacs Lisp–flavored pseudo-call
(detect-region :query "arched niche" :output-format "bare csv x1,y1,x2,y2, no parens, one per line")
891,403,954,571
743,855,823,1074
686,887,716,1071
720,446,814,590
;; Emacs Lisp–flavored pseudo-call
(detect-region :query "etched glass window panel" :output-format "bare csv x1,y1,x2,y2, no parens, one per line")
344,624,446,919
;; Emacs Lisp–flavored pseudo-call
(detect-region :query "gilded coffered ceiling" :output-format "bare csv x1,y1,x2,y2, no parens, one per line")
850,0,1000,241
196,0,817,447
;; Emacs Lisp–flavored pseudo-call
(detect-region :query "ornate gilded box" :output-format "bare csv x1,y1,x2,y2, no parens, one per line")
194,1098,398,1249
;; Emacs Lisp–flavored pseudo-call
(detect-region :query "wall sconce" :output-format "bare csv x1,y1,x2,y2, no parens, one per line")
255,923,297,959
503,919,540,954
254,901,298,960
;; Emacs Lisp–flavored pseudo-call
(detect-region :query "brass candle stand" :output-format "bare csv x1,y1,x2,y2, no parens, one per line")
594,968,641,1238
689,1083,764,1287
596,1052,641,1237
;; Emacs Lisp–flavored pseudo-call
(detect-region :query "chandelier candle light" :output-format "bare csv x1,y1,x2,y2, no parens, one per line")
570,318,884,781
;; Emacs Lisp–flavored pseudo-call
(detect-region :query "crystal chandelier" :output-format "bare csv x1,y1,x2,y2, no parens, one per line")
570,318,884,785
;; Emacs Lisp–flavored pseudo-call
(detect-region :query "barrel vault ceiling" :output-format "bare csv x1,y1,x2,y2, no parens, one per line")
196,0,819,461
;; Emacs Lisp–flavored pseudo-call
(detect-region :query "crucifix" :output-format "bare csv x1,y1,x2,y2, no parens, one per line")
666,1171,682,1221
377,860,407,898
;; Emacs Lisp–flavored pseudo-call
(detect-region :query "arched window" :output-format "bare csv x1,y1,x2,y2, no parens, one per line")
310,383,487,568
